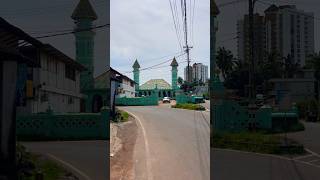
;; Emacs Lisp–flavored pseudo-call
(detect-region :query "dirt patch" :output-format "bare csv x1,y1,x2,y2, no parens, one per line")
111,115,138,180
110,123,122,156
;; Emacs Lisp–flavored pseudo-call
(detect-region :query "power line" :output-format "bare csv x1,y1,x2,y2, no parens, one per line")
191,0,196,46
173,0,184,47
122,53,186,74
34,24,109,39
169,0,183,50
0,0,106,19
139,51,185,64
217,0,247,8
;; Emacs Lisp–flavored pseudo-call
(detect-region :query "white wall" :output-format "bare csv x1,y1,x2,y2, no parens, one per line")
29,51,83,113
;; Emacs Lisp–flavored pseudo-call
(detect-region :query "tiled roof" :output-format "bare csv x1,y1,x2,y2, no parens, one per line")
95,67,135,89
94,71,108,89
71,0,97,20
140,79,172,90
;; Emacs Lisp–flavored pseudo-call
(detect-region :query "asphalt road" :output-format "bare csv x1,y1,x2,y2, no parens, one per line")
212,148,320,180
22,141,109,180
288,122,320,154
201,100,210,110
120,106,210,180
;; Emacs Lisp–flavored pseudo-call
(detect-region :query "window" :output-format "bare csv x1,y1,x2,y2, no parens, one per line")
65,65,76,81
68,97,74,104
41,93,49,103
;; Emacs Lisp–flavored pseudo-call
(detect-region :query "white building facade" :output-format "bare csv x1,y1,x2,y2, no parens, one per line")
17,44,85,114
265,5,314,66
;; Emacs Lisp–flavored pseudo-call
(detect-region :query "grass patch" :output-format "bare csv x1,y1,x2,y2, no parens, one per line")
17,144,71,180
212,132,305,155
271,121,305,133
113,110,130,122
172,103,206,111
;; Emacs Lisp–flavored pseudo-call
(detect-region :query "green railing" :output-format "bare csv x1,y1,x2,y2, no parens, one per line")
17,107,109,140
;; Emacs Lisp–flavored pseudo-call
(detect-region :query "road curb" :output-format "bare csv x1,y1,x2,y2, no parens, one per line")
45,153,92,180
213,148,320,169
120,109,154,180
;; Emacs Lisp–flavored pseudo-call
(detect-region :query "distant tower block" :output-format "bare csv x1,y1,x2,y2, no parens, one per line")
133,59,140,92
72,0,98,91
170,57,179,90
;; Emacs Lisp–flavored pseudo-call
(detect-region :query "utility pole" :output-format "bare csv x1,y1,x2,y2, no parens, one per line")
248,0,256,101
248,0,258,131
183,0,192,83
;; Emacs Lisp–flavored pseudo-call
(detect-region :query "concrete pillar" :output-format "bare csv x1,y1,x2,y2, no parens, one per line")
100,106,110,140
211,1,220,130
0,61,17,179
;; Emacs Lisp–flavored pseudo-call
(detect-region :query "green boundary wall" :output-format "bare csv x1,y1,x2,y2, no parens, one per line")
17,107,109,140
213,100,298,132
115,94,158,106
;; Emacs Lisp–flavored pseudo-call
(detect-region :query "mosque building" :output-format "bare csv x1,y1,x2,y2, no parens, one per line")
132,57,179,99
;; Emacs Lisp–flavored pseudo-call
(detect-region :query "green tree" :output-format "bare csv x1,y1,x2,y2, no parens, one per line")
283,54,300,78
257,51,283,80
306,52,320,80
216,47,236,79
177,77,183,85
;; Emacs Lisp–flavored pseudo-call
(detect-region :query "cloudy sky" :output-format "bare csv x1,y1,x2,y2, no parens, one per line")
216,0,320,55
111,0,210,85
0,0,108,77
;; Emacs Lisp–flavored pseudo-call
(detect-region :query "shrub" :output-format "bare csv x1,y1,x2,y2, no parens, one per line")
212,132,305,155
172,103,206,111
296,99,319,120
113,109,130,122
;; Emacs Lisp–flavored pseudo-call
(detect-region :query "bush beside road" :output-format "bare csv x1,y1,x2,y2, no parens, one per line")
212,132,305,155
17,144,76,180
172,103,206,111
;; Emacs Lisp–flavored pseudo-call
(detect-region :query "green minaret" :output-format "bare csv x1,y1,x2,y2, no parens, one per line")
133,59,140,92
170,57,178,90
72,0,97,91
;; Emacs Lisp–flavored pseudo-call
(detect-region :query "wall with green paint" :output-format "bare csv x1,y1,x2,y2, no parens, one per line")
115,95,158,106
16,109,109,140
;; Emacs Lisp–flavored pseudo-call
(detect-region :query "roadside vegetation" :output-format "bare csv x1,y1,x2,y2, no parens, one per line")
172,103,206,111
296,99,319,122
212,132,305,155
17,144,74,180
113,109,130,123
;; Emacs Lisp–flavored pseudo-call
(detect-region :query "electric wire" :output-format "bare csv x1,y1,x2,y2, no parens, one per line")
169,0,184,50
34,24,109,39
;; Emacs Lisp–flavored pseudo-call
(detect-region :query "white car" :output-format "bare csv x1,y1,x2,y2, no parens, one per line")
162,97,171,103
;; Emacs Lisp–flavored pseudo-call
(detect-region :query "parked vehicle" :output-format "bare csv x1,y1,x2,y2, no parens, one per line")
162,97,171,103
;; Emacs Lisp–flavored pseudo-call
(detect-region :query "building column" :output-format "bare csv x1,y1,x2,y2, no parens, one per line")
0,61,17,179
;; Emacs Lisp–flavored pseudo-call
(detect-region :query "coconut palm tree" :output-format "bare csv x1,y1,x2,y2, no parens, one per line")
216,47,237,79
283,54,300,78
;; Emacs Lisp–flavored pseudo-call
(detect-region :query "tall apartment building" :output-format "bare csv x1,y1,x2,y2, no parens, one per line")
237,5,314,67
265,5,314,67
184,66,193,82
184,63,208,83
192,63,208,83
237,13,266,64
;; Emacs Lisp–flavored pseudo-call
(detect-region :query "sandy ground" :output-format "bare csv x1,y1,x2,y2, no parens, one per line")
110,116,138,180
110,123,122,157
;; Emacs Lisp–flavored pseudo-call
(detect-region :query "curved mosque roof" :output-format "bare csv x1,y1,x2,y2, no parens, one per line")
140,79,172,90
